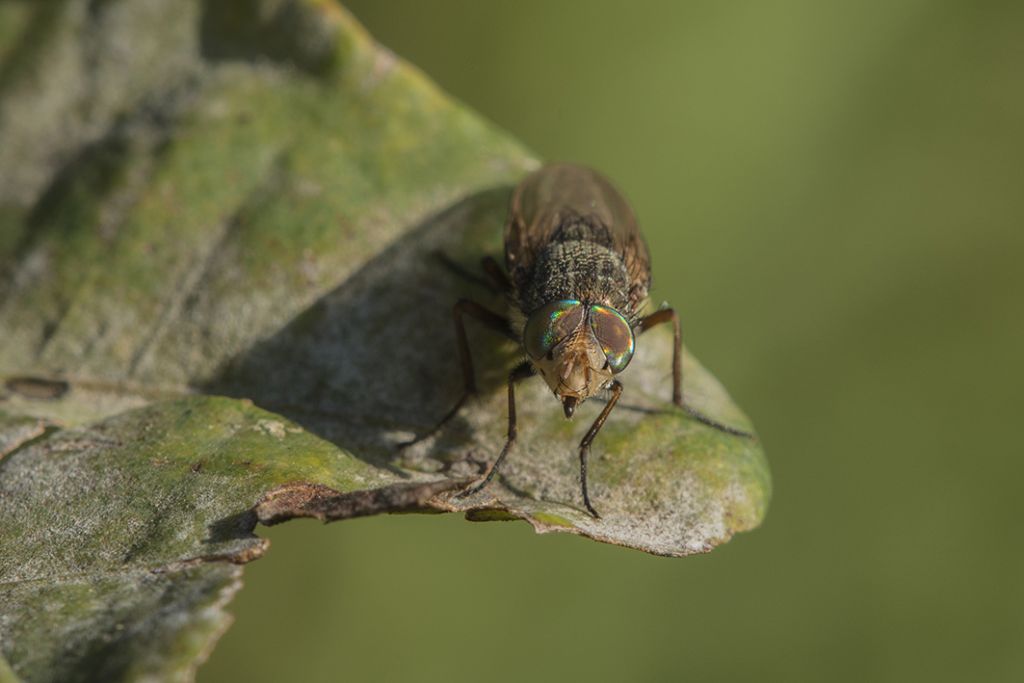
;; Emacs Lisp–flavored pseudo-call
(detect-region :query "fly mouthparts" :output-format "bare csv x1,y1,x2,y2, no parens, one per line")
562,396,578,419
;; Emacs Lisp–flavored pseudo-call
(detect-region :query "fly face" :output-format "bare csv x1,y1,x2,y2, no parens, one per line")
523,299,636,417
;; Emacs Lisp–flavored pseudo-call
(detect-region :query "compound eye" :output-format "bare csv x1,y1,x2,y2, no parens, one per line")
589,305,635,373
524,300,585,360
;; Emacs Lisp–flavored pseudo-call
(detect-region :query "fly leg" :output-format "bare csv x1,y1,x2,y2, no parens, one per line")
637,308,753,438
480,255,512,294
399,299,516,447
433,252,512,296
578,380,624,518
456,360,535,499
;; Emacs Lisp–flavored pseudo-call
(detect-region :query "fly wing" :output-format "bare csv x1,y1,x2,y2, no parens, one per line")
505,163,652,311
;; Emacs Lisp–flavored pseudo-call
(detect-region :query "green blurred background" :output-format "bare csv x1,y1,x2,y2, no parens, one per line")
201,2,1024,681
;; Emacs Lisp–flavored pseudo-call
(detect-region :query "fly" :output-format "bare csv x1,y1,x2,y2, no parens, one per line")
409,163,751,518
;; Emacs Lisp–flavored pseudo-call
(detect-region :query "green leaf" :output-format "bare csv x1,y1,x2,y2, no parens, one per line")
0,0,770,679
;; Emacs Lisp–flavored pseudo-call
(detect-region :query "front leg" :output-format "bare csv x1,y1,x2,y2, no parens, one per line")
456,360,535,499
400,298,516,447
578,380,624,518
452,299,517,394
637,308,752,438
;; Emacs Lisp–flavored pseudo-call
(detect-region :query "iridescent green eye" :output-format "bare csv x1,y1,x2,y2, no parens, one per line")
524,300,584,360
589,305,635,372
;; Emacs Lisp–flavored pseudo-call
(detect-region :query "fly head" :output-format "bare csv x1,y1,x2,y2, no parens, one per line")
522,299,636,416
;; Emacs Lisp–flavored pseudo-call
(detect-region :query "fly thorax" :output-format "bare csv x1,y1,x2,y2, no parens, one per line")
521,241,632,314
